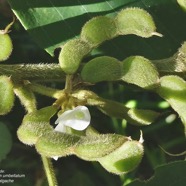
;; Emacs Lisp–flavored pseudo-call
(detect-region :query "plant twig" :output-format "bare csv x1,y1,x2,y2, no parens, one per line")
0,64,65,82
41,156,58,186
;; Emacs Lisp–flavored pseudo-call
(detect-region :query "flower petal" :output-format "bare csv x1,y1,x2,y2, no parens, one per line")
53,156,58,161
55,109,73,124
54,122,66,132
64,106,91,130
55,106,91,133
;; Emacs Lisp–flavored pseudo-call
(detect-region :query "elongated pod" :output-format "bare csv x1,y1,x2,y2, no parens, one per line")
74,134,129,160
36,131,80,157
59,38,91,74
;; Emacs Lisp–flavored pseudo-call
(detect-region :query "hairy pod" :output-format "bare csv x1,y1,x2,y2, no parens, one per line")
81,16,117,47
128,108,160,126
175,42,186,72
74,134,129,160
59,38,91,74
81,56,122,83
36,131,80,157
156,75,186,133
17,106,57,145
121,56,159,89
0,76,15,115
98,140,144,175
0,32,13,61
115,8,161,38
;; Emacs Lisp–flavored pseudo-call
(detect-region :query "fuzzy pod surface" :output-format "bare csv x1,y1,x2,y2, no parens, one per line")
74,134,129,160
81,16,117,47
98,140,144,175
121,56,159,89
81,56,122,83
36,131,80,157
17,106,57,145
0,76,15,115
115,8,158,38
59,38,91,74
0,33,13,61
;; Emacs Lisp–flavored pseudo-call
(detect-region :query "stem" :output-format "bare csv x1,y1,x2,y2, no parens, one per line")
65,74,73,93
0,64,65,82
41,156,58,186
26,82,63,99
152,42,186,75
13,82,37,113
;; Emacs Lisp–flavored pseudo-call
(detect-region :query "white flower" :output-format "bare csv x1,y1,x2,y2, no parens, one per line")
54,106,91,133
53,106,91,161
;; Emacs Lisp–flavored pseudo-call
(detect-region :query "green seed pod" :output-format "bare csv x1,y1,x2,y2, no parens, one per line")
75,134,129,160
121,56,159,89
0,76,15,115
115,8,162,38
128,108,160,126
81,16,117,47
36,131,80,157
59,38,91,74
177,0,186,12
17,106,57,145
175,42,186,72
0,31,13,61
81,56,122,83
98,140,144,175
157,75,186,133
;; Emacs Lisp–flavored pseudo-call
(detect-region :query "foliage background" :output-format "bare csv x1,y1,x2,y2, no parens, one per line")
0,0,186,185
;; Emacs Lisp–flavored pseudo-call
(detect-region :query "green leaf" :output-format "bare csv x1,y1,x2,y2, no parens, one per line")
126,161,186,186
0,122,12,162
8,0,183,57
8,0,133,56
